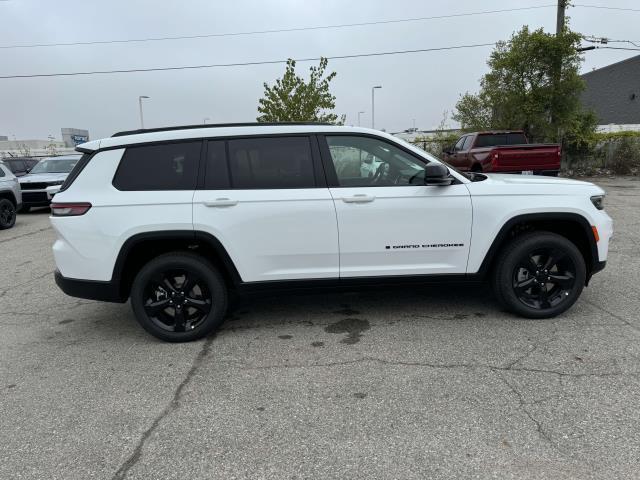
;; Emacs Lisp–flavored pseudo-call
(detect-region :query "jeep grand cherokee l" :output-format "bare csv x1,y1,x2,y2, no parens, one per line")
50,124,612,342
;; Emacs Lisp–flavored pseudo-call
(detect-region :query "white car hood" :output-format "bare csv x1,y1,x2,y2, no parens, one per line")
483,173,593,187
19,172,69,184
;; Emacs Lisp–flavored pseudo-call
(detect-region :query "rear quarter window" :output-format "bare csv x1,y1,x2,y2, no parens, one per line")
113,142,201,191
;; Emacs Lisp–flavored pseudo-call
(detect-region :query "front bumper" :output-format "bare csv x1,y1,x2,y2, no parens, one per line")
19,186,61,206
54,270,126,303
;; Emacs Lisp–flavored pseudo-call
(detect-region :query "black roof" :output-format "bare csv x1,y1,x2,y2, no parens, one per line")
112,122,332,138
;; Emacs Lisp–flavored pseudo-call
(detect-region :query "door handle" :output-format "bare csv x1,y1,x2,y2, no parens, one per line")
203,198,238,207
342,194,375,203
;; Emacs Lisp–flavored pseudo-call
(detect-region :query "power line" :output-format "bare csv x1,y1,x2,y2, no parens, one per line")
573,4,640,13
0,5,553,49
0,43,496,80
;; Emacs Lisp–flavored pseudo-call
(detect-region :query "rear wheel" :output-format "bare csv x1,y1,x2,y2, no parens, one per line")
493,232,586,318
130,252,228,342
0,199,16,229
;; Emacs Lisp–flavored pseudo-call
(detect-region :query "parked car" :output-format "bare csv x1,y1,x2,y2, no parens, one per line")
0,161,22,229
50,123,611,342
18,155,81,211
1,157,40,177
442,131,561,175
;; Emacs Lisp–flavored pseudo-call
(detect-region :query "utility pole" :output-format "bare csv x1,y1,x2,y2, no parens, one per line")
556,0,566,35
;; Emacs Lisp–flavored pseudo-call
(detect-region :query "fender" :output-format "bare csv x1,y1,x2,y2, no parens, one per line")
112,230,243,286
476,212,599,277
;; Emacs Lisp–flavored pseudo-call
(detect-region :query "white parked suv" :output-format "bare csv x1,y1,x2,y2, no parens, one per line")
50,124,613,342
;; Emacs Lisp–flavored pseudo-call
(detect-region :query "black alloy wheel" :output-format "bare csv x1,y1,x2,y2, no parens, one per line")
512,248,577,310
131,253,227,342
493,232,586,318
143,269,212,333
0,199,16,229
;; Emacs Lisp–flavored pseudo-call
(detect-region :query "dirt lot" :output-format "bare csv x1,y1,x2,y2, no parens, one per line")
1,176,639,479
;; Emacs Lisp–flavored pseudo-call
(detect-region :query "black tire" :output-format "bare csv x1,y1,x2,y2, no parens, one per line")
471,164,483,173
0,198,16,229
492,232,586,319
130,252,228,342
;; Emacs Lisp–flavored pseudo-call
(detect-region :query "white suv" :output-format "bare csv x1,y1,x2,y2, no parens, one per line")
50,124,613,342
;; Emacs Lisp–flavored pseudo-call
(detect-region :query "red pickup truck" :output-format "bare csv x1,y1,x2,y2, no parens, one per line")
442,131,561,175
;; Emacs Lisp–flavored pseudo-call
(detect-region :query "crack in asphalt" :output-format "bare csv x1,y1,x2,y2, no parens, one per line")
494,372,558,449
584,299,640,334
111,336,214,480
0,226,51,245
0,270,54,299
232,356,639,379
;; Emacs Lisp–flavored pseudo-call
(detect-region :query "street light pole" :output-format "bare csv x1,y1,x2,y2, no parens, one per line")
371,86,382,129
138,96,150,129
357,111,365,127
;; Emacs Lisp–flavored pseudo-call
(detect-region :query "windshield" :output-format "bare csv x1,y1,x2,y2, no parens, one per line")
30,158,79,174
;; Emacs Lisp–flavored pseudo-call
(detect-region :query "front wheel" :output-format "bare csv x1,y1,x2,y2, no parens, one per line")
493,232,586,318
0,199,16,229
130,252,228,342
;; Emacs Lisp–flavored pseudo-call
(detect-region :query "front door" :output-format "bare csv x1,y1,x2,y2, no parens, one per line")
319,134,472,278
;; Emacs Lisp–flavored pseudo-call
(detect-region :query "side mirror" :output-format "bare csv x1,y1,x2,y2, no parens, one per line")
424,163,452,186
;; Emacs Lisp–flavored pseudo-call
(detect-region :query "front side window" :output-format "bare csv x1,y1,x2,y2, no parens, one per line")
462,135,474,150
454,137,466,151
113,142,200,191
326,136,427,187
227,136,315,189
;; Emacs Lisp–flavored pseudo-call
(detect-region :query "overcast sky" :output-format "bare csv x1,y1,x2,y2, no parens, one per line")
0,0,639,140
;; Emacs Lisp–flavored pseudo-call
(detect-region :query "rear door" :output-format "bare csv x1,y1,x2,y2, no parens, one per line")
320,134,472,277
192,135,339,283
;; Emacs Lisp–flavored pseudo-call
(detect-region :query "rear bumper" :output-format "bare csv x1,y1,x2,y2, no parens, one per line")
54,270,126,303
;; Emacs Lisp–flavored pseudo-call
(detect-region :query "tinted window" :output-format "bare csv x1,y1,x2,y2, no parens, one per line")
0,165,5,177
227,137,315,189
476,133,527,147
454,137,466,150
204,140,230,189
59,153,92,192
326,136,426,187
113,142,200,191
461,136,474,150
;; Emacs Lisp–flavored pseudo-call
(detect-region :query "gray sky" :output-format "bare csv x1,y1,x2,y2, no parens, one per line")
1,0,639,140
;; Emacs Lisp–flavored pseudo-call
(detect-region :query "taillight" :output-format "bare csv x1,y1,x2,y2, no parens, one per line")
50,202,92,216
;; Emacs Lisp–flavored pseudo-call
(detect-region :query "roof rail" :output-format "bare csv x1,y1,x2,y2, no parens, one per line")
111,122,333,138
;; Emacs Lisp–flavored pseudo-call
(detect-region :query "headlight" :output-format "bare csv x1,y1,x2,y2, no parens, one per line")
48,180,65,186
591,194,605,210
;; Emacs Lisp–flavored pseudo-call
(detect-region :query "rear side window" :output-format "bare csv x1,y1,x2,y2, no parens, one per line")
227,136,315,189
113,142,201,191
476,133,527,147
0,165,5,177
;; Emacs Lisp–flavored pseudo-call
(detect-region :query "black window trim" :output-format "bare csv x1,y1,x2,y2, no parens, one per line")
102,133,328,191
316,132,458,188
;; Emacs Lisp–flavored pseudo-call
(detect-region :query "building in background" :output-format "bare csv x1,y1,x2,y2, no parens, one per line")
0,136,8,141
581,54,640,132
61,128,90,148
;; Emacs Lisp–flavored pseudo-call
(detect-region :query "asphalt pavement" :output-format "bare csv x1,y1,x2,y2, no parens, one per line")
1,176,639,479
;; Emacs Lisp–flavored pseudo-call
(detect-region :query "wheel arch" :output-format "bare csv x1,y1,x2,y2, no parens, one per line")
477,212,599,279
113,230,242,300
0,191,17,207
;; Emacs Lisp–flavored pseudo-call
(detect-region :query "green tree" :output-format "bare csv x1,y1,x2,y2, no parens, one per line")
452,26,595,150
257,57,343,124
